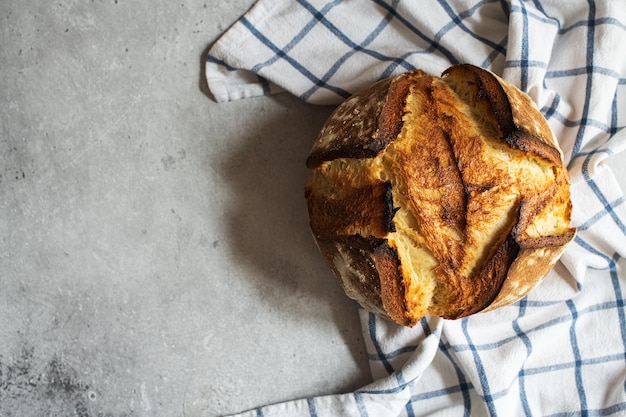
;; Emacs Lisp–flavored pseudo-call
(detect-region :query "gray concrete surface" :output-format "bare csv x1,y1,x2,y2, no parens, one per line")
2,2,625,417
0,1,371,416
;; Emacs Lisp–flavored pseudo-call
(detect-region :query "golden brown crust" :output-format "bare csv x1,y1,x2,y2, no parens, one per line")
442,64,564,165
305,64,575,326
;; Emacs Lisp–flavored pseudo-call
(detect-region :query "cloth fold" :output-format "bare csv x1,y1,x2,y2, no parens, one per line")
207,1,626,416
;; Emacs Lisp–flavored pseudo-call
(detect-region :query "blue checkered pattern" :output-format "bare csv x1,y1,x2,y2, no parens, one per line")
207,1,626,416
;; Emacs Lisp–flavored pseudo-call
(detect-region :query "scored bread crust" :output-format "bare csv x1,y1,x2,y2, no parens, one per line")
305,64,575,326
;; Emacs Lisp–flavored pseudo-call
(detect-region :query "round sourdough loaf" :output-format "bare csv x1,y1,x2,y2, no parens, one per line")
305,64,575,327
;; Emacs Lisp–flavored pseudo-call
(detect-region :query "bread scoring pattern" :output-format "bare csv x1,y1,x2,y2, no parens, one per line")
305,64,575,326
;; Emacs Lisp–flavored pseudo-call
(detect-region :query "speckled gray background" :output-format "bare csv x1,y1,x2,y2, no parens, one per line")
0,1,371,416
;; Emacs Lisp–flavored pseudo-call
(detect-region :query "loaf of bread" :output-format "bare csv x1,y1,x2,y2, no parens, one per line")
305,64,575,327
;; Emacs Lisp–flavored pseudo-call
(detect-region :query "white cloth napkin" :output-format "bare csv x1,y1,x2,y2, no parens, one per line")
206,1,626,416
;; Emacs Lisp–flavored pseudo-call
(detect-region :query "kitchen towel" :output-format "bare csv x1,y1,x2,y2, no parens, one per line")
206,1,626,416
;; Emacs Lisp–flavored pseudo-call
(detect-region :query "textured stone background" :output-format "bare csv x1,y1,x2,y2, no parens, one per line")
0,1,371,416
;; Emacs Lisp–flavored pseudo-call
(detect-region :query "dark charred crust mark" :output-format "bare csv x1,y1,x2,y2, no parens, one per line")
474,234,520,314
307,181,398,240
440,130,468,231
444,64,563,166
305,147,378,169
383,182,398,233
369,76,411,153
446,233,520,319
504,130,563,166
306,78,395,169
374,241,414,326
305,72,429,169
332,234,388,251
444,64,516,136
516,228,576,249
